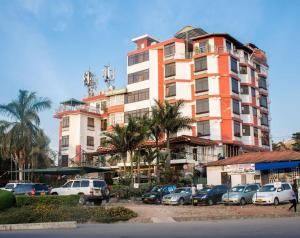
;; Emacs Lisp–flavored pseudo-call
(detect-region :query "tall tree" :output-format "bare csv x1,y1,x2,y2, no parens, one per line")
139,147,158,184
153,100,193,172
292,132,300,151
0,90,51,180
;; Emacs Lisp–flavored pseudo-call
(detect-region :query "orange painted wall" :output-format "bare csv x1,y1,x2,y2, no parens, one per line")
157,49,164,101
75,145,81,163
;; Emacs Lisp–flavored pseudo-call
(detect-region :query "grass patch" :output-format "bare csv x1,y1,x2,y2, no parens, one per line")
16,195,79,207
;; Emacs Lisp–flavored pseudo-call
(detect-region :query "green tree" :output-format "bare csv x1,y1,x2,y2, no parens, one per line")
139,147,158,184
292,132,300,151
152,100,193,173
0,90,51,180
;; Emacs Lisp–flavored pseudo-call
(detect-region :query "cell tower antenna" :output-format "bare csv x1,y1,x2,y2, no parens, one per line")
83,70,98,96
102,65,115,90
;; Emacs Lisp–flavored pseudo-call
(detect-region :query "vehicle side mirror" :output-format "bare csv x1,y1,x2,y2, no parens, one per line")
277,188,283,192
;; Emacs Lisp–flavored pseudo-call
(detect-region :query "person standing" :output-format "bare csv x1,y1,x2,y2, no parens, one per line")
192,184,197,196
292,179,298,203
288,189,297,212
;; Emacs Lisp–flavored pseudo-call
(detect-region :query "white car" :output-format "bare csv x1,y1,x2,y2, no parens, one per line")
252,182,293,205
0,183,21,192
51,179,110,205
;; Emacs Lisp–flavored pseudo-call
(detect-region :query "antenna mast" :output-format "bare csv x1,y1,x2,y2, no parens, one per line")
83,70,97,96
102,65,115,90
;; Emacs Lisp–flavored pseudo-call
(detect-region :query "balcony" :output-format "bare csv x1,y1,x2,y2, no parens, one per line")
55,104,101,117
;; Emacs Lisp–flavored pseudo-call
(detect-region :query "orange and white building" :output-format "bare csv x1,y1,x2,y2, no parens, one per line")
54,26,270,168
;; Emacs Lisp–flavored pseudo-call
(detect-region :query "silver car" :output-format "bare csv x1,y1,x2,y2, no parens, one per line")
222,184,260,205
162,187,192,205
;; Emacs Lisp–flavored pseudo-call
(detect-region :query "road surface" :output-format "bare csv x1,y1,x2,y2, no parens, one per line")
1,217,299,238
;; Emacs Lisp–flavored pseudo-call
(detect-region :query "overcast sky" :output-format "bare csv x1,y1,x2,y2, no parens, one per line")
0,0,300,151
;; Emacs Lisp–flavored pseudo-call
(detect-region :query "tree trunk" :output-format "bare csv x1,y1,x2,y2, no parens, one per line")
137,155,140,184
130,150,134,185
148,164,151,185
165,132,171,170
155,140,160,184
122,153,127,176
18,162,23,181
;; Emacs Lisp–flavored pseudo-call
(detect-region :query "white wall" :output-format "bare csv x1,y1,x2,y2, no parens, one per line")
207,166,223,185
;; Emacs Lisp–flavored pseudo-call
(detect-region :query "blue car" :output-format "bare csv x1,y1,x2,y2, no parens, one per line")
142,185,176,204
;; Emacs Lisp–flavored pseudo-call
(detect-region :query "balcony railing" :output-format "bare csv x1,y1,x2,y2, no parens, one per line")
56,105,101,114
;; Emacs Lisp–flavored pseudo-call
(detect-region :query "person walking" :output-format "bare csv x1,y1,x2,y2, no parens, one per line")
292,179,298,204
288,189,297,212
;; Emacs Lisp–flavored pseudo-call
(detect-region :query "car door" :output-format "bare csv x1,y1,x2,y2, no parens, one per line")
71,181,81,195
61,181,73,195
282,183,292,201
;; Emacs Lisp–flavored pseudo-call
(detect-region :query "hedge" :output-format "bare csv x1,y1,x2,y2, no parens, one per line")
16,195,80,207
0,190,16,211
0,205,137,224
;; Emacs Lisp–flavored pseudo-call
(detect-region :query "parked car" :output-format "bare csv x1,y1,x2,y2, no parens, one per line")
162,187,192,205
193,185,228,206
50,179,110,205
13,183,49,196
252,182,293,205
0,182,21,192
142,185,176,204
222,184,260,205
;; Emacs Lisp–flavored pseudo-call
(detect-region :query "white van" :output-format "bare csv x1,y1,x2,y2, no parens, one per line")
252,182,293,205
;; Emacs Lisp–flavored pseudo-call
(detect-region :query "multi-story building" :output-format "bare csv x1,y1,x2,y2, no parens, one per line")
55,25,270,168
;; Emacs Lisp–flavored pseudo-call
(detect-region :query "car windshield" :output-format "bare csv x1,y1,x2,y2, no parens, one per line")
174,188,187,194
230,186,245,192
198,187,211,194
5,184,14,189
151,186,162,192
259,185,276,192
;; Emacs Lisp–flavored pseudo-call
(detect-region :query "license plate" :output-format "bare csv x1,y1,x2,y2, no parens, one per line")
193,199,197,203
257,199,263,202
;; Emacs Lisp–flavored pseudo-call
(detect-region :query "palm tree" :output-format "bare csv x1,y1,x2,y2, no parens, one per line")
152,100,193,172
0,90,51,180
139,147,158,184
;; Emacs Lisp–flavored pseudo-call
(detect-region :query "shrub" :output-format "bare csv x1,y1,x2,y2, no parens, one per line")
16,195,79,207
0,190,16,211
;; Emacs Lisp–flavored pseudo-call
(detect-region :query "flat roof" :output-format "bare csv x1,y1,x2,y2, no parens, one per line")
131,34,160,43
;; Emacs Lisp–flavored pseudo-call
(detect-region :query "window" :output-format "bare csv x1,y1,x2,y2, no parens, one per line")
87,117,94,128
87,136,94,147
231,78,239,94
93,180,106,188
165,63,176,77
254,127,259,137
259,77,267,90
251,87,256,97
232,99,240,114
226,40,232,52
260,95,268,108
72,181,80,188
234,121,241,137
125,108,149,123
195,78,208,93
194,57,207,72
251,68,255,78
197,121,210,136
244,52,249,61
128,51,149,66
255,63,261,73
196,99,209,114
125,88,149,104
253,107,257,116
63,181,73,188
198,40,208,53
239,65,247,74
241,85,249,95
101,119,107,131
242,105,250,114
230,57,238,73
242,125,250,136
61,155,68,167
128,69,149,84
62,117,69,128
262,132,270,146
109,113,124,126
101,101,107,111
100,137,107,146
166,84,176,97
81,180,89,187
61,136,69,148
261,113,269,126
164,43,175,57
282,183,290,190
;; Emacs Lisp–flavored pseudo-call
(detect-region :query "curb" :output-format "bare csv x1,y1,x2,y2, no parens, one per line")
0,221,77,231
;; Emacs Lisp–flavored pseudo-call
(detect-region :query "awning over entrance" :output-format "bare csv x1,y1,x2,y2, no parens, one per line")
255,161,300,170
16,166,111,175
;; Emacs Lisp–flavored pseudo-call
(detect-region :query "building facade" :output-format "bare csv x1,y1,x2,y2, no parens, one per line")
54,26,271,167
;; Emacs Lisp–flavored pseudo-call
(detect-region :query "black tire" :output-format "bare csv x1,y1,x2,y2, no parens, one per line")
240,198,246,206
51,192,58,195
208,199,214,206
179,198,184,206
274,197,279,206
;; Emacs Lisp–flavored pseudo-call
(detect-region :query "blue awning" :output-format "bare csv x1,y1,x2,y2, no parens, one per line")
255,161,300,170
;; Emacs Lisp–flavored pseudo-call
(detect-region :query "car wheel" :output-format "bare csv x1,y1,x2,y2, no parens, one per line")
208,199,214,206
240,198,246,206
274,197,279,206
179,198,184,206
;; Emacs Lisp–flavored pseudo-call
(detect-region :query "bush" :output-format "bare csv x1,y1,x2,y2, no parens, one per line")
111,184,153,199
16,195,79,207
0,190,16,211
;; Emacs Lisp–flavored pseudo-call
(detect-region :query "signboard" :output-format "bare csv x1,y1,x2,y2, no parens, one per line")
196,184,203,190
224,164,255,175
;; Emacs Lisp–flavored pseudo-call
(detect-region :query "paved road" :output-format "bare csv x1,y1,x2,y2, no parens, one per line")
1,217,299,238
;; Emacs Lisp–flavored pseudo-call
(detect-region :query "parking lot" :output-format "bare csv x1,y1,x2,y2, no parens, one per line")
108,201,300,223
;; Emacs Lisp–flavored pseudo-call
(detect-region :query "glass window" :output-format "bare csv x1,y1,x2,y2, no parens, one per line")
93,180,106,188
241,85,249,95
231,57,238,73
81,180,90,187
261,113,269,126
254,127,259,137
226,40,232,52
87,117,94,128
164,43,175,57
198,41,208,53
196,99,209,114
194,57,207,72
62,117,69,128
128,69,149,84
262,132,270,146
61,136,69,148
260,95,268,108
101,101,107,111
125,89,149,104
242,105,250,114
72,181,80,188
197,121,210,136
87,136,94,146
128,51,149,66
239,65,247,74
251,68,255,78
195,78,208,93
251,87,256,97
244,52,249,61
253,107,257,116
166,84,176,97
234,121,241,137
63,181,73,188
125,108,149,123
259,77,267,90
232,99,240,114
282,184,291,190
101,119,107,131
242,125,250,136
165,63,176,77
231,78,239,94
